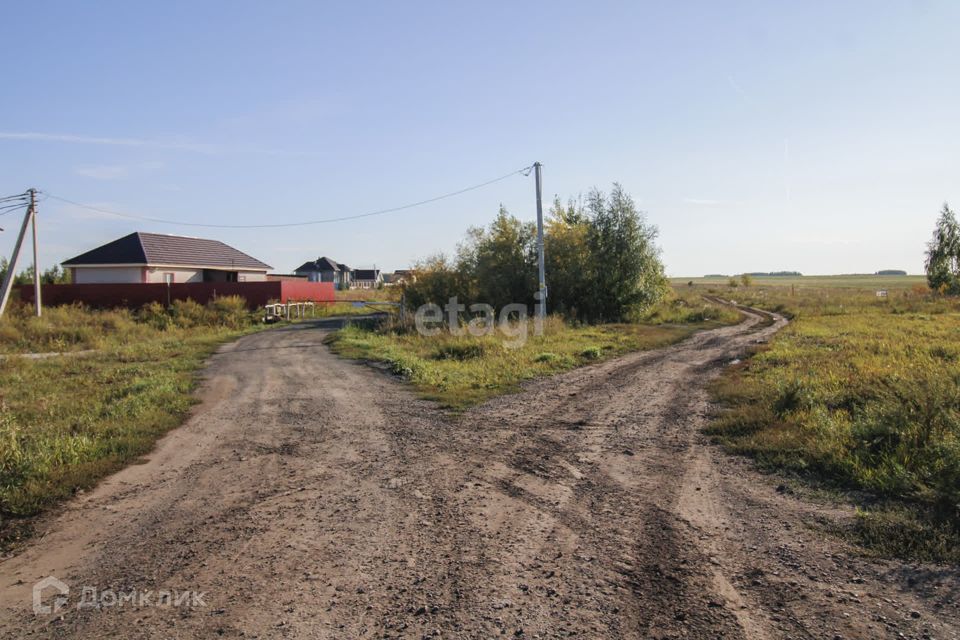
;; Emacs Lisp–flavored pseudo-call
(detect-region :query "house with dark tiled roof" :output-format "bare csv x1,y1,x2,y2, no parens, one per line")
351,268,382,289
62,232,272,284
293,256,352,289
384,269,414,286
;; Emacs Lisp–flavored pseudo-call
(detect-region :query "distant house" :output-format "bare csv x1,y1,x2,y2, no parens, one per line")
384,269,415,286
62,232,272,284
352,268,383,289
293,257,352,290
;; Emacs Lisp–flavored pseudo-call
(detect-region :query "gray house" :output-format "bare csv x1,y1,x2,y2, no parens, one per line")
293,256,352,289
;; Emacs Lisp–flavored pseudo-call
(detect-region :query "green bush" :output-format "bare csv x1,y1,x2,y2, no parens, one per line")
580,346,603,360
773,379,810,417
434,342,487,361
207,295,250,329
138,302,173,330
170,299,208,328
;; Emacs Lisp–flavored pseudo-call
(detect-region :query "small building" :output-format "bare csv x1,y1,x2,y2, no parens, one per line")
352,268,383,289
62,232,272,284
293,256,352,290
384,269,415,286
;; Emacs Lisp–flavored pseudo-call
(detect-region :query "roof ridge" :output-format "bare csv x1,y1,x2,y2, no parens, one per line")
133,231,148,260
64,232,271,270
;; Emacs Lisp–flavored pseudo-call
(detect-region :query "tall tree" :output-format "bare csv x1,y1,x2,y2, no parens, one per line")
41,264,71,284
545,196,591,319
404,254,464,310
584,184,667,321
457,205,537,310
925,203,960,295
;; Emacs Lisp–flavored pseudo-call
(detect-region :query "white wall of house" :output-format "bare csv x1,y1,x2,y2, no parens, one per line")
145,268,202,283
73,266,144,284
144,268,267,283
71,266,269,284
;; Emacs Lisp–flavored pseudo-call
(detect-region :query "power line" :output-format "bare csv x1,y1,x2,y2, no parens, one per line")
0,191,31,218
0,202,28,216
41,165,534,229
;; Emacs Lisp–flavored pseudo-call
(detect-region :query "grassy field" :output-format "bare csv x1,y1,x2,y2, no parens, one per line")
327,291,740,410
673,274,926,290
703,280,960,561
0,298,269,547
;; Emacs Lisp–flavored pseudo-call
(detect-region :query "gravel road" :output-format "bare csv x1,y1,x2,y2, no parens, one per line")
2,312,958,639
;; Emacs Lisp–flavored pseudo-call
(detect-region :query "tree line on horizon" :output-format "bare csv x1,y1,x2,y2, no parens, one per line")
0,259,70,287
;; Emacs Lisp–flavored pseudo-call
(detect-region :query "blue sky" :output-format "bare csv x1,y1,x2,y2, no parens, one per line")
1,1,957,276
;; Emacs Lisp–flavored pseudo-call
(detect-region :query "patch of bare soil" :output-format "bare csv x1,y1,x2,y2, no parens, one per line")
2,313,957,639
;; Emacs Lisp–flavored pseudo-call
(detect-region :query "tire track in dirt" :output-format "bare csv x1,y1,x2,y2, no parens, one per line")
421,310,783,638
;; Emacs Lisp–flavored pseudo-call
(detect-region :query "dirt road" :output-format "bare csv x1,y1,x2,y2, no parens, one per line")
2,312,958,639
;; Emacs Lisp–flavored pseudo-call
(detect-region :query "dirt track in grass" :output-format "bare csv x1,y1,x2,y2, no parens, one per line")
2,311,958,639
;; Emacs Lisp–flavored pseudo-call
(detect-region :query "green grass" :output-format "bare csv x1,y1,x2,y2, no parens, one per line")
0,298,269,548
327,291,740,410
706,284,960,562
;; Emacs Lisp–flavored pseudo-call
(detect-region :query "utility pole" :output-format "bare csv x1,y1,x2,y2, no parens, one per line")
29,189,41,317
0,192,36,318
534,162,546,321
